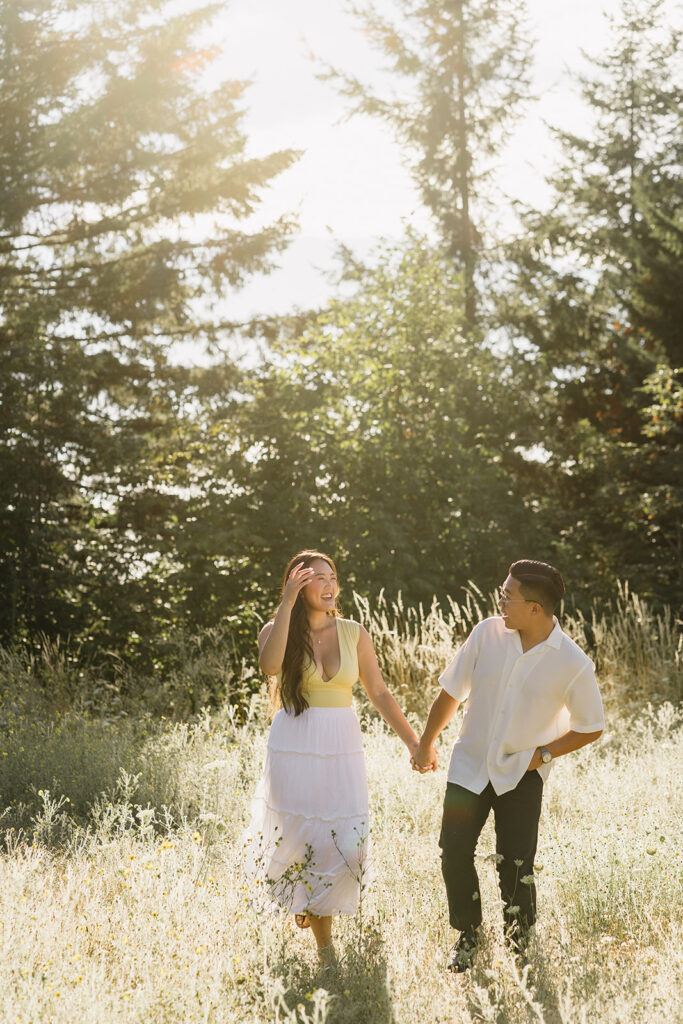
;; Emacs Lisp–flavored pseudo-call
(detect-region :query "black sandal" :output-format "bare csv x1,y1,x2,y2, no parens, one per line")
294,913,310,929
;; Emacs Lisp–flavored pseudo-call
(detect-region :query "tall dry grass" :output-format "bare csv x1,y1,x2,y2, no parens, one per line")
353,584,682,717
0,700,681,1023
1,583,679,728
566,581,682,707
0,583,681,1022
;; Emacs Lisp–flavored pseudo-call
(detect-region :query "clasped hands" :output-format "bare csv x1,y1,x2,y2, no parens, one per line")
409,737,438,774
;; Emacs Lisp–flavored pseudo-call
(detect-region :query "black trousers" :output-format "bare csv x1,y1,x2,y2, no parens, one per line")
439,771,544,933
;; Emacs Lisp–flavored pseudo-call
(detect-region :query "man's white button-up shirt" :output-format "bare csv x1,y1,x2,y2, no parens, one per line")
439,616,605,796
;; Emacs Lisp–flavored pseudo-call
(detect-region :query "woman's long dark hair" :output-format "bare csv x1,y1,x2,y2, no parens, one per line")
272,550,342,716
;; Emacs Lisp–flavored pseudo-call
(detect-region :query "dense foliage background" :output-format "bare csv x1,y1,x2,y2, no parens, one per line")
1,0,680,699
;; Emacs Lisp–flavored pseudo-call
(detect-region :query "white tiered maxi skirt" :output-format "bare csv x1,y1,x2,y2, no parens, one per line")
244,706,372,916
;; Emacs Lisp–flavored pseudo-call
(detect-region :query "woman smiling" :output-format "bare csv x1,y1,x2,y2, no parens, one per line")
244,549,419,967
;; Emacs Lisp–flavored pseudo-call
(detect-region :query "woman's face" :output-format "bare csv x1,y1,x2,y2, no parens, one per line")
301,558,339,613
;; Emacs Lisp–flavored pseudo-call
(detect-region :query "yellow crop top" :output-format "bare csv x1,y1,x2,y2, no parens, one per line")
278,617,360,708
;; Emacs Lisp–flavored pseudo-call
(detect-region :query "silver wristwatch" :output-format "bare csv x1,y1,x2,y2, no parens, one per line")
540,747,552,764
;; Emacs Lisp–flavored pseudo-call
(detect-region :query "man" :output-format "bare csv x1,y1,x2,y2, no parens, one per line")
412,560,604,972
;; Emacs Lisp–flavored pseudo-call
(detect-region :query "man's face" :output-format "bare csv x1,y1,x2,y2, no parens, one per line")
497,574,538,630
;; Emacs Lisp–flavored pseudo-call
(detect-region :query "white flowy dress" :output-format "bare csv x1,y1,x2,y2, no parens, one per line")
244,617,371,916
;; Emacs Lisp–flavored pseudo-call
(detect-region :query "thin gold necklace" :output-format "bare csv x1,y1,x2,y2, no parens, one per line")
311,624,328,644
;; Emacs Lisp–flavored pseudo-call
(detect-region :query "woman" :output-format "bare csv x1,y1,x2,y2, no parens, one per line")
244,550,419,967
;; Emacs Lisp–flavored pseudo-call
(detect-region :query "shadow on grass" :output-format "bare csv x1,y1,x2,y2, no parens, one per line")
522,943,565,1024
459,929,564,1024
270,918,395,1024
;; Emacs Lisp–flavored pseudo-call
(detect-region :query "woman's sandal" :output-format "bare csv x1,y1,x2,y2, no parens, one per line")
294,913,310,929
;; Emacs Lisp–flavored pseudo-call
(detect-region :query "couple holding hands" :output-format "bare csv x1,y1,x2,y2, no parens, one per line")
244,550,604,971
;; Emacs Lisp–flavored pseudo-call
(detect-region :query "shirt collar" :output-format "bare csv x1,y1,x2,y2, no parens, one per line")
544,618,563,648
502,616,563,649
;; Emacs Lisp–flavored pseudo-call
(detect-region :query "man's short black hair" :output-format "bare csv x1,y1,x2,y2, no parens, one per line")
509,559,565,612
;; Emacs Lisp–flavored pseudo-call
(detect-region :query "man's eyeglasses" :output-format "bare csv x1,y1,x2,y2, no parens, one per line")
497,590,538,606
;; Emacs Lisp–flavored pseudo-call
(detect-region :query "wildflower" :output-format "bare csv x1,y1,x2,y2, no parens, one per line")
514,859,523,867
520,875,535,885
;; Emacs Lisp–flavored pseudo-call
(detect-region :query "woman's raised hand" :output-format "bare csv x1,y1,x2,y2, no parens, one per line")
282,562,315,607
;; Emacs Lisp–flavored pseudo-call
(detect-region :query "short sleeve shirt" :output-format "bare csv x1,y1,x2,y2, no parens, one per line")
439,616,605,795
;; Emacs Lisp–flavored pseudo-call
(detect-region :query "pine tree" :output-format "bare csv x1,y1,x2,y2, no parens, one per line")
0,0,298,649
503,0,682,602
321,0,532,329
628,197,683,366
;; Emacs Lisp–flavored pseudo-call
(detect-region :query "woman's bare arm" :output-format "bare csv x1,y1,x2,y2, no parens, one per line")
258,562,314,675
357,625,418,752
413,689,461,772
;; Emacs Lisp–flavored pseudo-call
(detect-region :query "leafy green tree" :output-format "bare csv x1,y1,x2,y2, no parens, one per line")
0,0,297,653
216,243,548,610
321,0,532,329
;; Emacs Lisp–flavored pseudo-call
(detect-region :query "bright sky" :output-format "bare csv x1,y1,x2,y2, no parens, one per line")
189,0,676,319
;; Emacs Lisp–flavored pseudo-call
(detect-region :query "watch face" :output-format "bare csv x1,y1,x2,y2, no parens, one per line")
541,749,552,763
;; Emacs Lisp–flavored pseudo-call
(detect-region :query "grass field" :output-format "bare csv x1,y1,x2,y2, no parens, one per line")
1,695,682,1024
